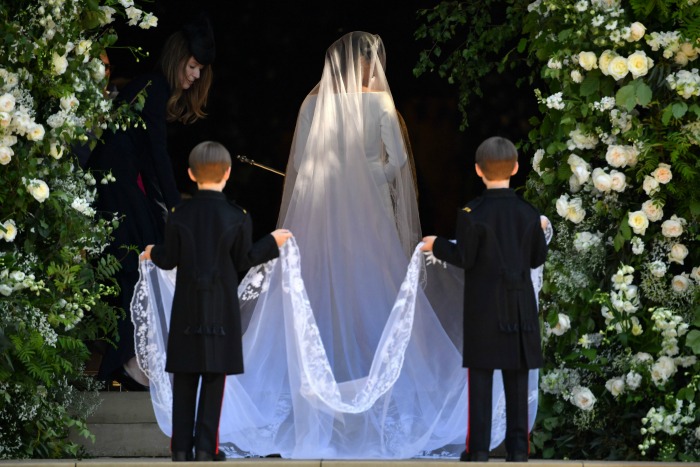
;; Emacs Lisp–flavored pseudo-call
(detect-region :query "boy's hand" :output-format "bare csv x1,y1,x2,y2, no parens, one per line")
420,236,436,252
540,216,550,232
140,244,153,261
271,229,293,247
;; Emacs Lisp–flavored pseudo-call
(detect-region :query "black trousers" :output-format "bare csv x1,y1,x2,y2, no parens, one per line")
171,372,226,455
466,367,530,455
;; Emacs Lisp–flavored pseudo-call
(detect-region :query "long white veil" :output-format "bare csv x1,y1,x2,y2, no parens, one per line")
131,32,548,459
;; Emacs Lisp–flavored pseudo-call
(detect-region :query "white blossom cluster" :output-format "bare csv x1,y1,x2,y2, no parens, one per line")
640,400,696,452
556,193,586,223
667,68,700,99
650,308,691,358
646,31,700,65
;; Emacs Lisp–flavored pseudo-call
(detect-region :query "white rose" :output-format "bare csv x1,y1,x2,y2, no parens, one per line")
675,51,690,66
641,199,664,222
634,352,653,364
592,167,612,192
0,284,12,296
627,22,646,42
669,243,689,264
625,371,642,389
571,386,596,411
60,95,79,112
671,274,690,293
624,146,639,167
532,149,545,175
691,266,700,284
651,356,677,386
49,142,64,160
661,218,683,238
26,179,50,203
627,51,651,78
608,56,630,80
76,39,92,57
642,175,660,196
0,146,12,165
605,145,628,168
652,163,672,184
579,51,598,71
605,377,625,397
0,111,11,128
566,197,586,224
52,52,69,75
26,124,45,141
598,50,616,76
556,195,569,218
2,219,17,242
628,210,649,235
0,93,15,112
569,175,582,193
551,313,571,336
610,170,626,192
571,70,584,83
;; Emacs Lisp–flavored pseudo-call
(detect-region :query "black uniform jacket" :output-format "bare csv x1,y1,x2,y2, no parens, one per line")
433,189,548,370
150,190,279,374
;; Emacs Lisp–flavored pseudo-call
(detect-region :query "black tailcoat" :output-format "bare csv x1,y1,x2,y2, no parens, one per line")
433,189,548,370
150,190,279,375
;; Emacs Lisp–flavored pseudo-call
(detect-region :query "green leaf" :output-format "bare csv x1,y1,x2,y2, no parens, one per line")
672,101,688,119
662,104,674,125
580,74,600,97
685,329,700,354
517,38,527,53
635,82,652,106
616,84,637,111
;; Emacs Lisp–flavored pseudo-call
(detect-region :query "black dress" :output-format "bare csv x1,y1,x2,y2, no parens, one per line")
87,72,181,382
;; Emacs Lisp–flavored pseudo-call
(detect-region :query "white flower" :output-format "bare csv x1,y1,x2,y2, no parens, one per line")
634,352,653,364
548,58,563,69
0,284,12,296
545,92,566,110
669,243,689,265
49,142,64,160
608,55,629,80
125,6,143,26
592,167,612,192
26,179,50,203
0,93,16,112
99,5,117,24
661,216,684,238
569,174,582,193
609,170,626,192
51,53,69,75
575,0,589,11
605,145,632,168
631,237,644,255
691,266,700,284
598,50,616,76
550,313,571,336
628,210,649,235
627,22,646,42
532,149,545,175
574,231,602,251
568,153,591,184
641,199,664,222
605,377,625,397
568,127,599,150
0,146,13,165
671,274,690,293
651,356,677,386
642,175,660,196
565,197,586,223
139,12,158,29
626,371,642,389
0,111,11,128
571,70,584,83
60,94,79,112
26,124,45,141
571,386,597,411
651,162,672,184
676,51,690,66
1,219,17,242
649,260,667,278
627,51,653,78
578,51,598,70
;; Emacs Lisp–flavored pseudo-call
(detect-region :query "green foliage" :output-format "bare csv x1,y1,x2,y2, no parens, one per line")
0,0,157,459
417,0,700,461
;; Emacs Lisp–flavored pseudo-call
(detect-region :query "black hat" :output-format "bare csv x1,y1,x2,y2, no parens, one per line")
182,12,215,65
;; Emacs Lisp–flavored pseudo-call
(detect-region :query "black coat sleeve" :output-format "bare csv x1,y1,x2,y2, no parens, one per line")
529,219,548,269
150,215,181,270
433,210,479,269
230,215,279,272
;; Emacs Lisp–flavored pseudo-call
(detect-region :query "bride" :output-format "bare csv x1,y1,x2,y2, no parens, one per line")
133,31,540,459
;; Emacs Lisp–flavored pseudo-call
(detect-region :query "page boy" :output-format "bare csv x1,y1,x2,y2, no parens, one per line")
421,136,548,463
141,141,292,462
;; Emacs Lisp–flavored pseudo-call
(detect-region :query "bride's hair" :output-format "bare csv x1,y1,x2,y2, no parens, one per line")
157,31,213,124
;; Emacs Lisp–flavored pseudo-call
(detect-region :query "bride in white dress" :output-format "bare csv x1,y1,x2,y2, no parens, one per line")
133,31,543,459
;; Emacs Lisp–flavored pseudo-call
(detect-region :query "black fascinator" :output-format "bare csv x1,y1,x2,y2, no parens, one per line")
182,12,215,65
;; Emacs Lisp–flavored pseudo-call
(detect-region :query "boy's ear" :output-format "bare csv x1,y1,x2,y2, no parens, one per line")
222,166,232,181
188,168,197,182
511,161,519,176
475,163,485,179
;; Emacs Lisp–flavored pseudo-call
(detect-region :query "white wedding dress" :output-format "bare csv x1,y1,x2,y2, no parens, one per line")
131,32,549,459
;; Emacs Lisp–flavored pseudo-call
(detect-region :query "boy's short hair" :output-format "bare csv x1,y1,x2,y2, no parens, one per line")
475,136,518,181
188,141,231,183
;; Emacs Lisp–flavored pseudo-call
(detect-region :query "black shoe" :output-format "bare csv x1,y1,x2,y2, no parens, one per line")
112,368,148,392
460,450,489,462
506,452,528,462
195,450,226,461
171,451,193,462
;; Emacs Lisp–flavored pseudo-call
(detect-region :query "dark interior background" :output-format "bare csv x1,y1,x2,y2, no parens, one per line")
107,0,536,238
